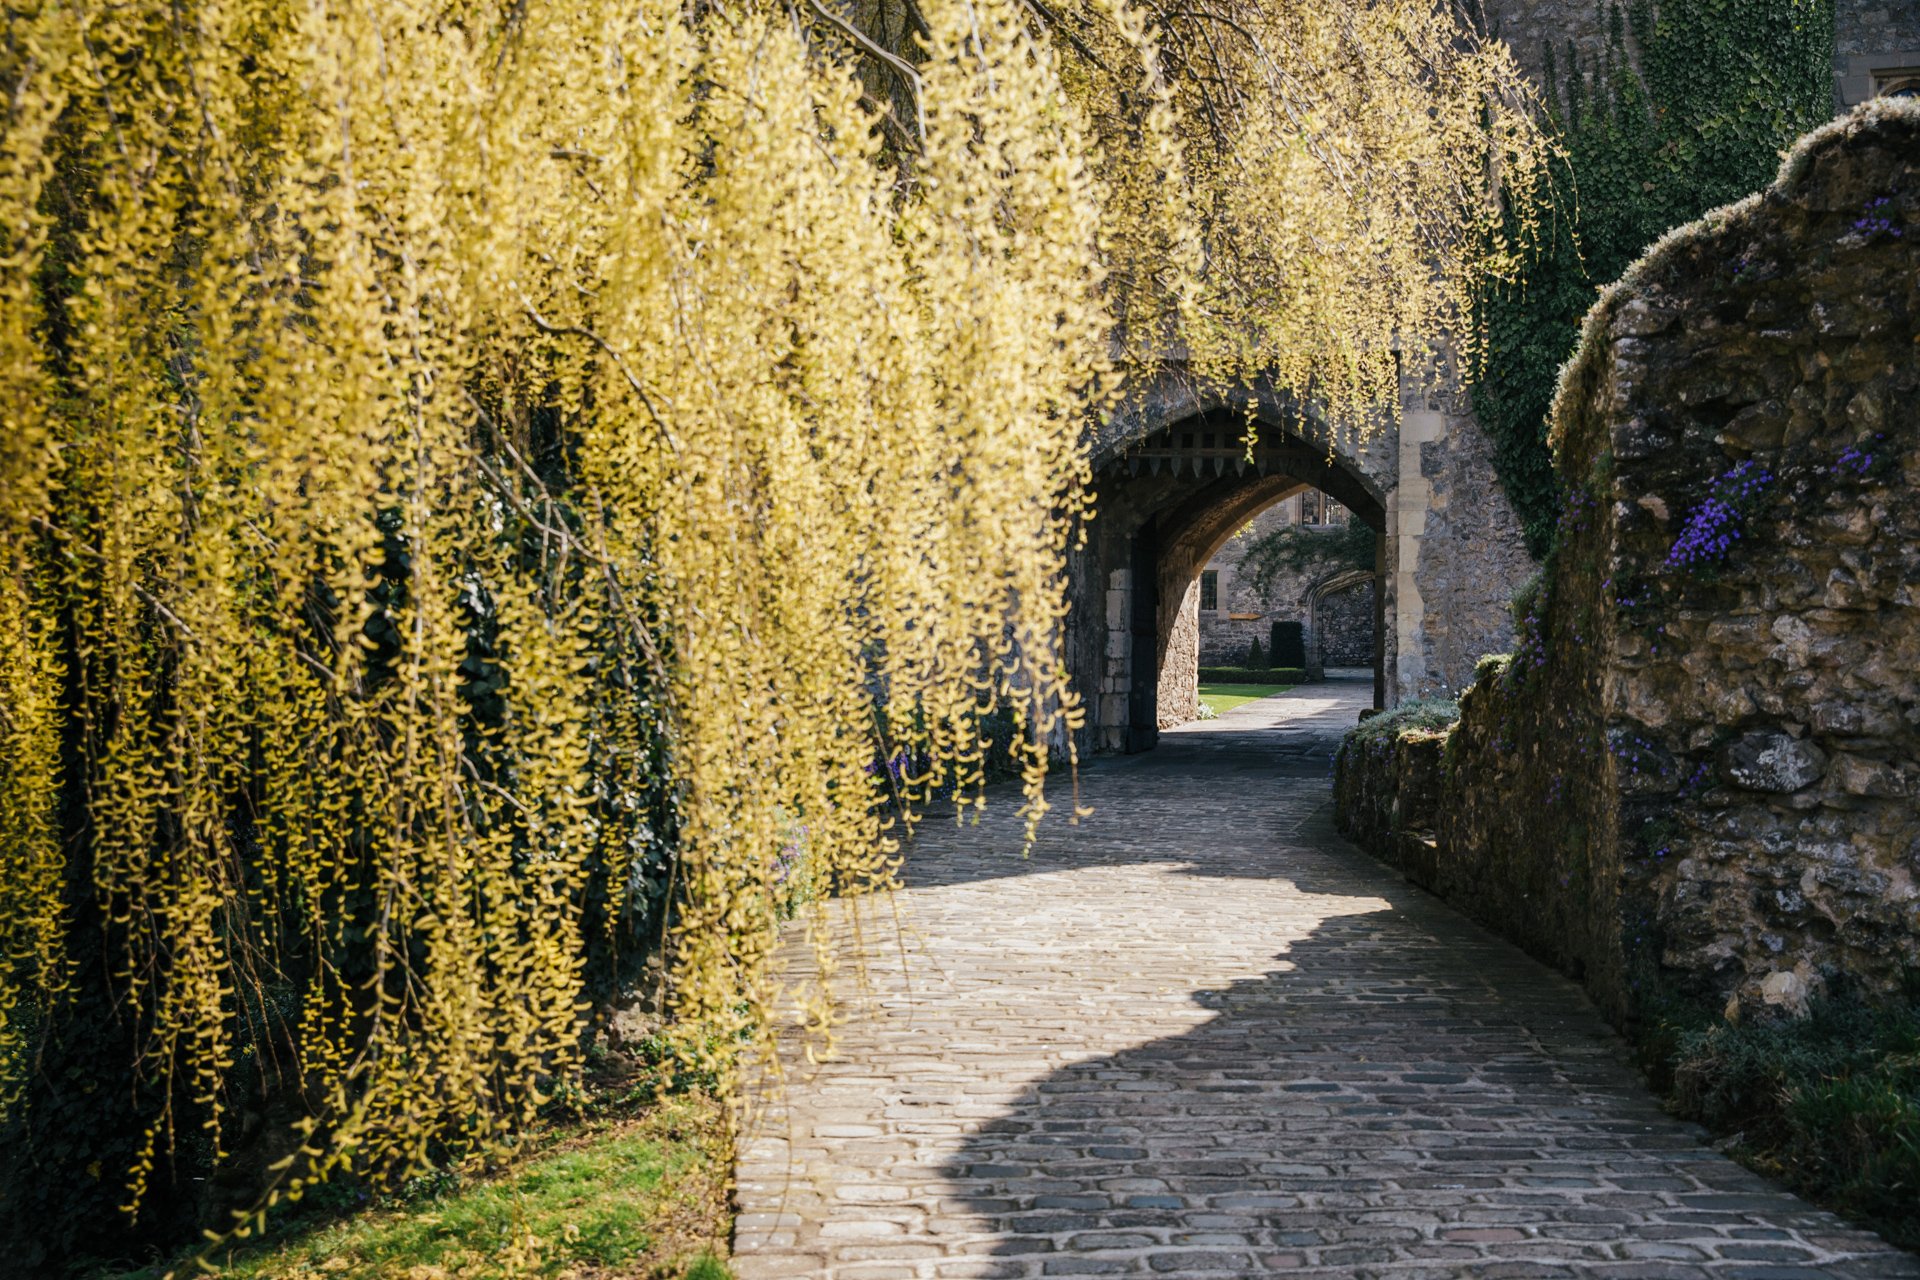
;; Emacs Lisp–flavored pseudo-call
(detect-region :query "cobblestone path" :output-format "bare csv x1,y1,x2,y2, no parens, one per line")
732,680,1918,1280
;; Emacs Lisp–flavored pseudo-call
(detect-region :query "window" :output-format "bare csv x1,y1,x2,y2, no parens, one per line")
1876,71,1920,99
1199,570,1219,611
1839,56,1920,108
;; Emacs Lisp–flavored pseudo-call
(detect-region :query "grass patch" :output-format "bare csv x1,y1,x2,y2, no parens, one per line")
1660,993,1920,1250
1198,683,1294,715
97,1085,733,1280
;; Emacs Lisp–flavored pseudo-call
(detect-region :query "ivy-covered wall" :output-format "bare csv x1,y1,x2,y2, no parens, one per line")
1476,0,1836,557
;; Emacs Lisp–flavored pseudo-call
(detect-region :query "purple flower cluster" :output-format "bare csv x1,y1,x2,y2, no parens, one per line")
1854,196,1903,238
1611,732,1670,785
1509,615,1550,680
1834,442,1876,477
1604,576,1652,618
1556,486,1599,540
1666,460,1772,569
1668,496,1740,565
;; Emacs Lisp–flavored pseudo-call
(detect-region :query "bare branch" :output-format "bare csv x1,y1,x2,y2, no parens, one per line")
802,0,928,140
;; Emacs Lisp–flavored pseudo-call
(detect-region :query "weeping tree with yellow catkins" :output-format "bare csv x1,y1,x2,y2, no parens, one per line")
829,0,1551,411
0,0,1547,1266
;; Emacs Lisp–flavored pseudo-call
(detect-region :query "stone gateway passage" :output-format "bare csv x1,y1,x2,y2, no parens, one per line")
732,683,1917,1279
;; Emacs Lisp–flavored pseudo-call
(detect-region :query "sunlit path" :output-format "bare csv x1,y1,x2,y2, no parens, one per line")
731,680,1918,1280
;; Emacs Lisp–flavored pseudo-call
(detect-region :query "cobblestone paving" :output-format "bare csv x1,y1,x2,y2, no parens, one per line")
733,680,1918,1279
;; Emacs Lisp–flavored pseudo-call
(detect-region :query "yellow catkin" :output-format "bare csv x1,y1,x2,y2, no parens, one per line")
1067,0,1550,413
0,0,1544,1231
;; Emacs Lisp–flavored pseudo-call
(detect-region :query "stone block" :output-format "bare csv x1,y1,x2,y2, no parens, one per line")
1721,730,1827,793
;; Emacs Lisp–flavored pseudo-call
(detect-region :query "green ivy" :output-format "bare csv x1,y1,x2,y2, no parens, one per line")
1239,518,1376,599
1477,0,1834,558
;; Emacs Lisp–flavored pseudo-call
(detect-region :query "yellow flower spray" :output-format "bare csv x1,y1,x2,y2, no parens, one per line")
0,0,1545,1247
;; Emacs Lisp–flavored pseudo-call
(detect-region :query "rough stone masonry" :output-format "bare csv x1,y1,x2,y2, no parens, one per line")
1338,101,1920,1026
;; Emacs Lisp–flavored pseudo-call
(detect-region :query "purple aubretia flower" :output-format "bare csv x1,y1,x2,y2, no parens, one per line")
1667,460,1771,569
1854,196,1903,238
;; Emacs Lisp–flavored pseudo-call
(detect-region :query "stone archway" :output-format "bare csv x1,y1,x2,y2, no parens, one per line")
1065,401,1388,752
1141,450,1384,729
1064,363,1536,755
1302,566,1378,679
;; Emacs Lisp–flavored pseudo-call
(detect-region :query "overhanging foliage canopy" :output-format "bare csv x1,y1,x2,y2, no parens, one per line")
0,0,1546,1254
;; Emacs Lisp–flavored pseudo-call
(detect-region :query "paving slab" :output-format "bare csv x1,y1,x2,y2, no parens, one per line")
733,680,1918,1279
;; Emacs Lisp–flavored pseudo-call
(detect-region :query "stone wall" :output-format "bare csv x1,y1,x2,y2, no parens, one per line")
1195,500,1372,667
1835,0,1920,108
1388,363,1538,699
1838,0,1920,61
1482,0,1920,112
1195,502,1317,665
1318,581,1376,667
1336,103,1920,1026
1334,718,1449,882
1476,0,1610,89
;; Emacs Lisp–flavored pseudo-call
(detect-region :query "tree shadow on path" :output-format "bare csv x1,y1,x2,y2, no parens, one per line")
737,684,1917,1280
928,900,1919,1280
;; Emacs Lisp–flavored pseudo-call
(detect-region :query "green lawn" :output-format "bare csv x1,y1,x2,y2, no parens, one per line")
101,1093,732,1280
1199,682,1294,715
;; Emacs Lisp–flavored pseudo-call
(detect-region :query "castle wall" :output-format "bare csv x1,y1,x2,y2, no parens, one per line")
1338,105,1920,1022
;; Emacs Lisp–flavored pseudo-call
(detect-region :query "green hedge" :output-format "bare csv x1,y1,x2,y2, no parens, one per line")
1198,667,1306,684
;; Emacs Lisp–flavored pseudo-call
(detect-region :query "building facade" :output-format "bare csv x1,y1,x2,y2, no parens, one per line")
1195,494,1377,672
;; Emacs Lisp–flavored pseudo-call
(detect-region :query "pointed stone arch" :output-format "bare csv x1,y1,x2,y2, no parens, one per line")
1064,363,1535,754
1301,566,1378,679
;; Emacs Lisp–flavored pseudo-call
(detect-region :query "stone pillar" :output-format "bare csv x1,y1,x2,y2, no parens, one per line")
1098,567,1133,754
1304,593,1325,681
1372,528,1388,710
1155,574,1201,728
1387,355,1537,704
1126,533,1160,752
1392,407,1445,701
